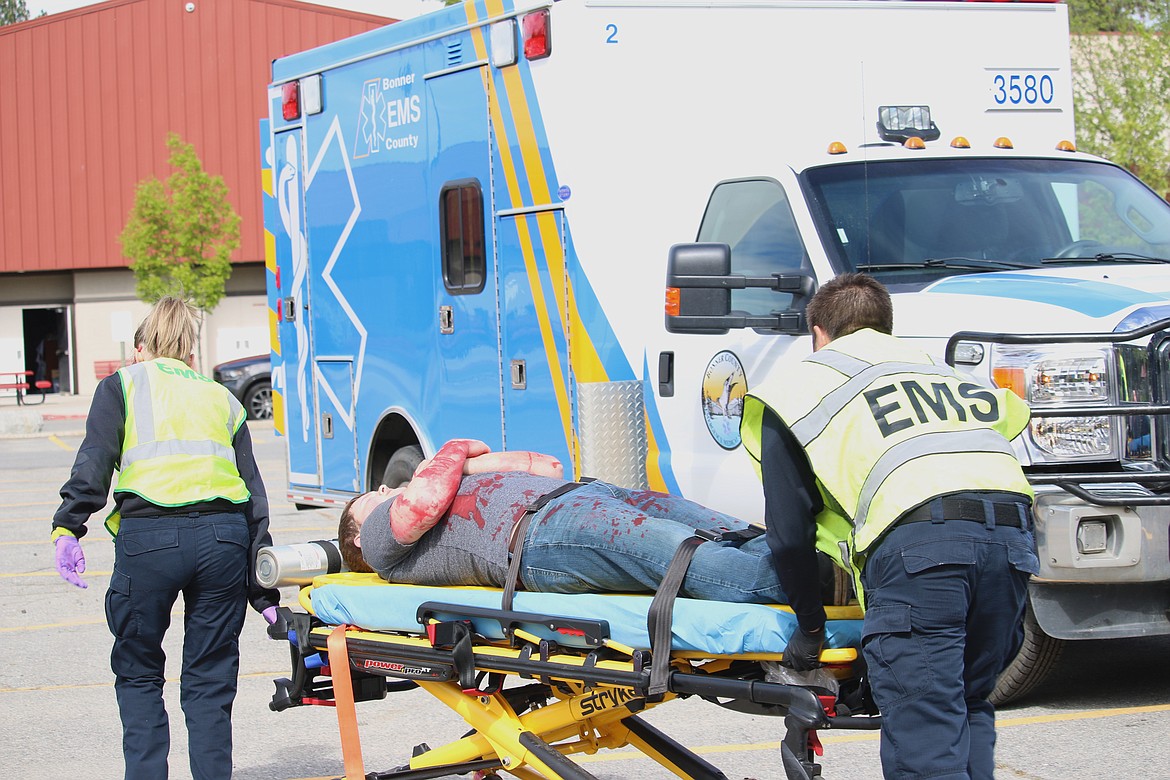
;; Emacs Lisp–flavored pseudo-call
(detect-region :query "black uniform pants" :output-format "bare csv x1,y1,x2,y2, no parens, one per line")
105,513,249,780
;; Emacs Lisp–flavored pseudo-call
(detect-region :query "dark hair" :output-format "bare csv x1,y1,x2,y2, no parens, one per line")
337,496,374,574
805,273,893,339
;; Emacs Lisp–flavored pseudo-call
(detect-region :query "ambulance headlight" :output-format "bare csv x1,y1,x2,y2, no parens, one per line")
991,346,1116,461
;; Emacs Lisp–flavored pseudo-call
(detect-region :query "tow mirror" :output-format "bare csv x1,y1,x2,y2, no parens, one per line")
664,242,815,334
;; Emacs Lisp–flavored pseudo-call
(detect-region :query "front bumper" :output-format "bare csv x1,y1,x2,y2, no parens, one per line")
1030,485,1170,640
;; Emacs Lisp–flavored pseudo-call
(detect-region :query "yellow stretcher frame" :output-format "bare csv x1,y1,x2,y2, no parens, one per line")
270,583,881,780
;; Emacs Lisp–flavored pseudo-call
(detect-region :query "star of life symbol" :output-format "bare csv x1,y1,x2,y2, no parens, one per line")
355,79,387,158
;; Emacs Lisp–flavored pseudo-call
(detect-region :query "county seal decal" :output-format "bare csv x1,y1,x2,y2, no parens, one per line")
701,351,747,449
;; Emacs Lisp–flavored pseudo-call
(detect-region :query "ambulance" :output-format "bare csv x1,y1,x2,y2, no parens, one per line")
261,0,1170,701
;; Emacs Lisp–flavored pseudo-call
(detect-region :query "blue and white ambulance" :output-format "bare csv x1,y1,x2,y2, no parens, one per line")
261,0,1170,701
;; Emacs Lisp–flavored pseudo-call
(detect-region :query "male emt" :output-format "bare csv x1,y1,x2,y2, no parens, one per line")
740,273,1040,780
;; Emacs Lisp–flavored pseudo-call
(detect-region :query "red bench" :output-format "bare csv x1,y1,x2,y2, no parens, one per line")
94,359,128,380
0,380,30,405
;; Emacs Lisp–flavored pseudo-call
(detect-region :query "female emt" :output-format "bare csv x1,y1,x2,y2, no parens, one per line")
50,296,280,780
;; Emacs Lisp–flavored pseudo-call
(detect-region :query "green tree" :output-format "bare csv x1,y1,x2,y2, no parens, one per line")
0,0,31,25
1072,30,1170,198
119,133,240,368
1067,0,1160,32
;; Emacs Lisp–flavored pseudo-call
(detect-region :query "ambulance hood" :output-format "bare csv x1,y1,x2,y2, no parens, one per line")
891,264,1170,337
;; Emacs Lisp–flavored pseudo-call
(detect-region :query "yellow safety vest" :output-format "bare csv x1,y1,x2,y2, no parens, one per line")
741,329,1033,599
105,358,250,535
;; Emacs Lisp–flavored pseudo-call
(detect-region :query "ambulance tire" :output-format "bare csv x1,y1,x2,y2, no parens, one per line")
382,445,424,488
990,605,1064,706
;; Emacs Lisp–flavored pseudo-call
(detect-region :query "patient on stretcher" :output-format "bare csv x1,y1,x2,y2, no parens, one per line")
337,438,794,604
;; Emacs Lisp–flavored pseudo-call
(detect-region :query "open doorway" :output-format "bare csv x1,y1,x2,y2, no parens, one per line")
22,307,72,396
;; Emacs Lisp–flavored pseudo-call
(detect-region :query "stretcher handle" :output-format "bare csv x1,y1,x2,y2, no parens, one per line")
416,601,610,649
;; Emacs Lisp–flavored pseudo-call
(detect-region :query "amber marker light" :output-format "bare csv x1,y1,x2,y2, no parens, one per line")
950,136,971,149
994,136,1014,149
665,287,681,316
827,141,848,155
1056,139,1077,152
992,367,1027,399
903,136,926,150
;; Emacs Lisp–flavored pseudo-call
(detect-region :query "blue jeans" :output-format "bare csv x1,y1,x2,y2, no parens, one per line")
518,481,787,603
105,513,250,780
860,518,1039,780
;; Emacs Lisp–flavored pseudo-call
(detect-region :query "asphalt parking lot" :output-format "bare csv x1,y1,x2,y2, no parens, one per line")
3,393,1169,779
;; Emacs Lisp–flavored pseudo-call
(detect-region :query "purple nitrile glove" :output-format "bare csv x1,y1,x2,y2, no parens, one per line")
54,535,87,589
262,606,279,625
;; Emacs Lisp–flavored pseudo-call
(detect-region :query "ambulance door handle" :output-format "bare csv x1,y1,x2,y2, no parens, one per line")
321,412,333,439
439,305,454,334
282,297,296,322
511,360,526,390
658,351,674,397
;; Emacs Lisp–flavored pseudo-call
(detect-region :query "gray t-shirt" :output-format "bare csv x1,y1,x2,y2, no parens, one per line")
361,472,566,586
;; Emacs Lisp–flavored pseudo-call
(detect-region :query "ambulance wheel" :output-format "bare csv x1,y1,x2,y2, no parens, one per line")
382,445,424,488
990,606,1064,707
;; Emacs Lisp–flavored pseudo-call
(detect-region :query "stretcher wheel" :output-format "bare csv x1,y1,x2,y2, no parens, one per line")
990,605,1064,706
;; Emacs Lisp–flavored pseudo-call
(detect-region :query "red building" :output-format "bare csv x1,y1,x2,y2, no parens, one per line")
0,0,390,394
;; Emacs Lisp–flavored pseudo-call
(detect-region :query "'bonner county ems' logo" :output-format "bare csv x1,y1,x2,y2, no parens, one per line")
702,351,747,450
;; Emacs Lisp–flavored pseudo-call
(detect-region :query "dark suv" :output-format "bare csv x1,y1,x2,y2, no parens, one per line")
213,354,272,420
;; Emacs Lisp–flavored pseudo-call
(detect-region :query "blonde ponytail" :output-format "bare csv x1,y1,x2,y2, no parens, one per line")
141,296,199,362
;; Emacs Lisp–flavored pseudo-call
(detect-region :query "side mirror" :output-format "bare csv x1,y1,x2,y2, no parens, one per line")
665,242,816,334
665,243,733,334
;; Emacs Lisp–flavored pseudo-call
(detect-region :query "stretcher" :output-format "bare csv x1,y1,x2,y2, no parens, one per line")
267,572,882,779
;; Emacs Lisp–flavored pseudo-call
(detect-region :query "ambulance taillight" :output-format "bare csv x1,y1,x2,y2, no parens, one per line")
281,82,300,121
522,9,551,60
280,75,322,121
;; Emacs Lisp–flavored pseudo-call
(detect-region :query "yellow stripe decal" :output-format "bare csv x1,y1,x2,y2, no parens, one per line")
490,16,610,385
472,0,623,473
644,411,668,493
273,390,286,437
264,229,277,274
268,307,281,359
468,1,576,456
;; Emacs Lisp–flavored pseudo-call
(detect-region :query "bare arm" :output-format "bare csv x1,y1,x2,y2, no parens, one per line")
390,439,486,544
463,450,564,478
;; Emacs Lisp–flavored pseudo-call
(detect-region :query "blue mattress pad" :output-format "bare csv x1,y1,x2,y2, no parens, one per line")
308,576,863,657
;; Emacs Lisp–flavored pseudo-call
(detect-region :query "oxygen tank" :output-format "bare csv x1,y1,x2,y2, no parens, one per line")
256,539,347,588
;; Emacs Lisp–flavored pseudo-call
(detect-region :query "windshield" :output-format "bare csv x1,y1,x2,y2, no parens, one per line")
803,158,1170,283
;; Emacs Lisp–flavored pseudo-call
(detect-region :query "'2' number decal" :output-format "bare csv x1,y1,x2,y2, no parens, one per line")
605,23,618,43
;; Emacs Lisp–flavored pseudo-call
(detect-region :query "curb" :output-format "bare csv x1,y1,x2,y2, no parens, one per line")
0,429,86,440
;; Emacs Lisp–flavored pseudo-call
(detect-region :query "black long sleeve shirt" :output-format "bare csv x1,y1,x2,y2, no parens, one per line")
760,406,828,634
52,372,279,612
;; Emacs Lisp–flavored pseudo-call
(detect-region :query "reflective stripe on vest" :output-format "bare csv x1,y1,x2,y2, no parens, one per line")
787,357,961,447
743,329,1032,556
115,359,249,509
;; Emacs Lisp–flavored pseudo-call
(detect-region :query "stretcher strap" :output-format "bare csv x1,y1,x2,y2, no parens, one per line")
326,625,366,780
502,479,594,612
646,535,705,699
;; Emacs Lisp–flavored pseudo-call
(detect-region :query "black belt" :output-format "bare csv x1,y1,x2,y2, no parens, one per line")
897,497,1030,528
502,479,594,611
